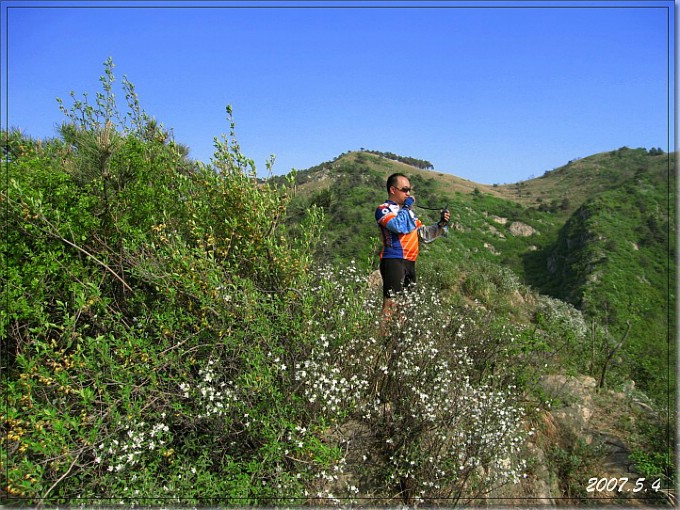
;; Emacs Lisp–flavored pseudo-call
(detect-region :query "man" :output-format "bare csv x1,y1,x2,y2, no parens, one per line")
375,173,450,320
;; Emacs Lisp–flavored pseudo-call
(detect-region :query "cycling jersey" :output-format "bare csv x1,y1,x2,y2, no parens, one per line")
375,200,447,261
376,200,421,260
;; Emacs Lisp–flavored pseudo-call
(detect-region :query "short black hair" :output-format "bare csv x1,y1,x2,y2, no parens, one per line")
386,173,408,194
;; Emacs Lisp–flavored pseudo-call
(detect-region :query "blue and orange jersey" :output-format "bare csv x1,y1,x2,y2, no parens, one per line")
375,200,423,261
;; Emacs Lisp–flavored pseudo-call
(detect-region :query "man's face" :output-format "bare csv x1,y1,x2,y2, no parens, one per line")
390,177,412,206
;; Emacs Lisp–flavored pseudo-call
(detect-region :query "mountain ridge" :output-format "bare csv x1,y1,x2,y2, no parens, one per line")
283,146,672,215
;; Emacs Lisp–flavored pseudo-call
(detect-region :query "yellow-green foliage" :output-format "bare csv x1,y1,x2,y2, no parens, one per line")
1,63,330,504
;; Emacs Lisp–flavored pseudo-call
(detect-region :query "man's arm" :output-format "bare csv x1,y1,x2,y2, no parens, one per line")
418,209,450,243
376,206,417,234
418,223,448,243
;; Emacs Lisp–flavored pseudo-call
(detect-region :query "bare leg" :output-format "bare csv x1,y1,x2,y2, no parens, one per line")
381,297,396,337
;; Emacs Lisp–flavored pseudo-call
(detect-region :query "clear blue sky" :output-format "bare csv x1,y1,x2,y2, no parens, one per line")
2,0,674,184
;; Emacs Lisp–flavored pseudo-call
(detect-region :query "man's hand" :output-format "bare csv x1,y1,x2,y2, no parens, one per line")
439,208,450,226
403,196,415,209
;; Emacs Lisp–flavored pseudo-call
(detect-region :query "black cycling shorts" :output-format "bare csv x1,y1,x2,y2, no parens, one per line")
380,258,417,298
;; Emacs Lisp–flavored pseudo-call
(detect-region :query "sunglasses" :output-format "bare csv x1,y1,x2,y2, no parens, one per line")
393,186,412,193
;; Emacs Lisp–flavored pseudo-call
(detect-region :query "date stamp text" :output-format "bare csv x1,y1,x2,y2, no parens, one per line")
586,477,662,494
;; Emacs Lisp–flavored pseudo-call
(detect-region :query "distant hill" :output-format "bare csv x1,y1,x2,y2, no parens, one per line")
495,146,672,214
280,150,505,198
536,163,675,401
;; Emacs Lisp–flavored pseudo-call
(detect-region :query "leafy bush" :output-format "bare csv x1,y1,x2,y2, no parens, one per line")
2,61,329,504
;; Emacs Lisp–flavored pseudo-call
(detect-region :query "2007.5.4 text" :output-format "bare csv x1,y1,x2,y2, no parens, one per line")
587,477,662,493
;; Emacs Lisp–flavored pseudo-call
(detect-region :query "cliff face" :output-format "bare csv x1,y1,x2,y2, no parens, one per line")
546,203,601,307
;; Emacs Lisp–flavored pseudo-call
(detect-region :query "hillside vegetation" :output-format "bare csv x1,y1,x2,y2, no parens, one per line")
283,148,674,404
1,62,675,506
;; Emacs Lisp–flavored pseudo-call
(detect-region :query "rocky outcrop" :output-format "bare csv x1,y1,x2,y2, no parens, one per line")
540,374,598,439
526,375,665,506
509,221,538,237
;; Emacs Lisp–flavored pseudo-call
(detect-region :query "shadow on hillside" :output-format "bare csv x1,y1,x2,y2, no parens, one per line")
521,244,560,298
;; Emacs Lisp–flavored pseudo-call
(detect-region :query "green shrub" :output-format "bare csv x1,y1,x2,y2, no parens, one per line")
2,61,333,504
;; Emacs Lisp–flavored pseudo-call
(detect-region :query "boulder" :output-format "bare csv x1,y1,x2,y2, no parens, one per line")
509,221,538,237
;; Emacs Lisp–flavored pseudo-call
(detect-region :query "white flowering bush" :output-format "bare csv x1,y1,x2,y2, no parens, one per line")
96,419,172,474
534,294,594,373
178,359,237,419
295,265,532,505
536,294,589,341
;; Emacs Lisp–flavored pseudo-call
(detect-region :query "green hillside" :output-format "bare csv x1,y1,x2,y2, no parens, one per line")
281,148,675,406
537,166,675,401
496,146,671,214
279,150,546,272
